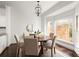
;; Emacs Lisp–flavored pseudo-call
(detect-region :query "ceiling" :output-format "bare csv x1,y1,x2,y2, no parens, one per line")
0,1,58,14
0,1,75,16
39,1,58,13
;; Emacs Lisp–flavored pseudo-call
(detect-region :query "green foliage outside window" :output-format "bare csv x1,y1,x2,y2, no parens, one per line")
69,25,72,37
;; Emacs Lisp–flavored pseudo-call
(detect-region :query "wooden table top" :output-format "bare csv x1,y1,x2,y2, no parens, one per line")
38,36,49,42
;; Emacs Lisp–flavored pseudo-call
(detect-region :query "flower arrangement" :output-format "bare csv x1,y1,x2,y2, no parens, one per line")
34,29,41,35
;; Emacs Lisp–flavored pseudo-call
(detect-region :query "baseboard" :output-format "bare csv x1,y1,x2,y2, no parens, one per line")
56,39,74,50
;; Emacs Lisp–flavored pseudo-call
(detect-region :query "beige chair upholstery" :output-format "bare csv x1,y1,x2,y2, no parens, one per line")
23,37,41,56
14,34,24,57
49,33,54,39
43,36,56,57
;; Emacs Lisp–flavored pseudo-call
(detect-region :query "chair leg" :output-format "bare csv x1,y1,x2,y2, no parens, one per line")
22,48,25,57
16,47,18,57
19,48,22,57
18,48,20,57
51,48,53,57
54,47,56,54
22,49,25,57
16,47,20,57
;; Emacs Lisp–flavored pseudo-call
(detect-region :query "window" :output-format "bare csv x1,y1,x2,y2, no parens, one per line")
55,20,72,42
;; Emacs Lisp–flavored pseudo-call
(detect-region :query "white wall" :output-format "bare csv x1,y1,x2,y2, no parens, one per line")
74,3,79,56
0,7,9,53
0,6,12,46
5,6,12,46
9,2,41,43
0,8,6,27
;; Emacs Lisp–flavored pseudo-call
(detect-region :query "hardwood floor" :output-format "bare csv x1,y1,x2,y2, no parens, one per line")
0,44,78,57
0,44,17,57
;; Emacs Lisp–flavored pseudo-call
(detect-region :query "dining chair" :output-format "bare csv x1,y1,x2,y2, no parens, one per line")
23,37,41,56
49,33,54,39
44,33,54,50
14,34,24,57
43,36,56,57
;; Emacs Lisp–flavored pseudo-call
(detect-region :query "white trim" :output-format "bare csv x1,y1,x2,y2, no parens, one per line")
56,39,74,50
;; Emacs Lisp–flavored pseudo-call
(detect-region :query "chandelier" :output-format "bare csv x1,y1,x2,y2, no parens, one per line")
35,1,41,16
